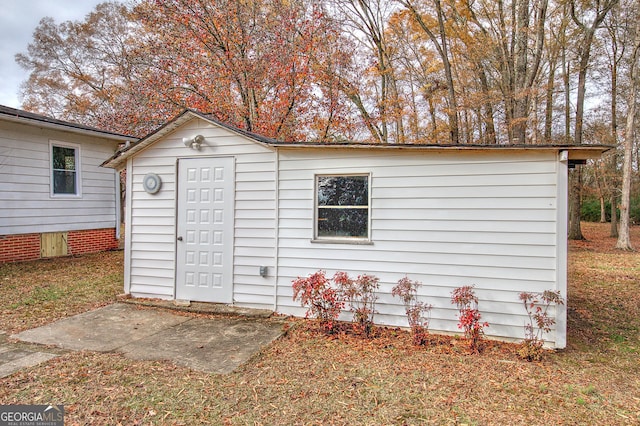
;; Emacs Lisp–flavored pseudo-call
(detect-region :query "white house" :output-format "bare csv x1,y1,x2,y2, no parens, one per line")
102,109,609,348
0,105,134,263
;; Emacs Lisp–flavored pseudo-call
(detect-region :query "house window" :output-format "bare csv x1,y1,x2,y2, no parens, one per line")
51,142,80,196
316,174,370,240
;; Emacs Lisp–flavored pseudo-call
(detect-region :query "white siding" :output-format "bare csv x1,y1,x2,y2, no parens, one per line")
0,120,119,235
126,118,277,309
275,148,565,347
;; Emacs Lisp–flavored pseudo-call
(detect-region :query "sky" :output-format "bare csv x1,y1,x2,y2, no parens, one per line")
0,0,105,109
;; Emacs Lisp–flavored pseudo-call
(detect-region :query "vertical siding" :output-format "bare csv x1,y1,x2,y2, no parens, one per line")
275,148,564,347
126,118,277,308
0,120,120,235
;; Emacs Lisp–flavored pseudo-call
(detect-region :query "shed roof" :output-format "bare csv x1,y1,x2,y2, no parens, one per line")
101,108,612,170
0,104,135,142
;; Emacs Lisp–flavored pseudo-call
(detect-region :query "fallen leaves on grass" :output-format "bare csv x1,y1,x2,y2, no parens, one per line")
567,223,640,371
1,225,639,425
0,251,123,334
1,319,637,425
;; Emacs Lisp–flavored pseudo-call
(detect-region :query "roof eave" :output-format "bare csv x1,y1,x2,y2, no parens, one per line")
271,142,613,159
102,109,278,169
101,111,199,169
562,145,614,160
0,113,134,142
101,107,613,170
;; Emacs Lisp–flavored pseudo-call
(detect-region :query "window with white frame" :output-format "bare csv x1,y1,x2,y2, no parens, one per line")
316,174,370,240
51,142,80,196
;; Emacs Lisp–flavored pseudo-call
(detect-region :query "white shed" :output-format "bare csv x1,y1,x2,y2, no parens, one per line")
0,105,133,263
103,110,609,348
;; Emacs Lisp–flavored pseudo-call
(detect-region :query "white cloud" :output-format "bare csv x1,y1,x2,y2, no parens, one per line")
0,0,107,108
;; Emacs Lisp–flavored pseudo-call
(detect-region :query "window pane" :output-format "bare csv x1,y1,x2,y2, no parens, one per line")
318,208,368,238
318,176,368,206
53,170,76,194
52,146,76,171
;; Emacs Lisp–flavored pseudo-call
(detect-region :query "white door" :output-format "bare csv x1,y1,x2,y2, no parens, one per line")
176,157,234,303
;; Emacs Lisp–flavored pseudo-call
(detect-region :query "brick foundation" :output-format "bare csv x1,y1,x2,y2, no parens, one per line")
0,233,41,263
0,228,119,263
67,228,119,256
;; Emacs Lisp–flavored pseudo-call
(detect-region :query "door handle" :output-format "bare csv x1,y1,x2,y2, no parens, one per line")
177,236,183,241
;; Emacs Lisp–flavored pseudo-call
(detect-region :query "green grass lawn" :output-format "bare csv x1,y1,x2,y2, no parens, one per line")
1,224,639,425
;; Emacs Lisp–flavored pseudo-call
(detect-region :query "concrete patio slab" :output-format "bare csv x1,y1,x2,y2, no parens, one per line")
0,350,57,378
10,303,284,375
0,331,63,378
13,303,191,352
119,317,284,374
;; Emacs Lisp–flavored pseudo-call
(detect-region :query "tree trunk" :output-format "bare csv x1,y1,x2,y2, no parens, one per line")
562,43,571,143
616,99,635,249
568,0,619,240
544,59,556,142
434,0,459,144
402,0,459,143
610,32,619,238
511,0,530,144
610,193,618,238
563,37,581,238
574,32,593,147
407,74,419,141
478,67,497,144
616,4,639,249
568,167,585,240
593,161,607,222
428,97,437,137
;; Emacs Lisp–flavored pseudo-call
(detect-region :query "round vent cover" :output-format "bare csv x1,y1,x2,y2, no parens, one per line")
143,173,162,194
